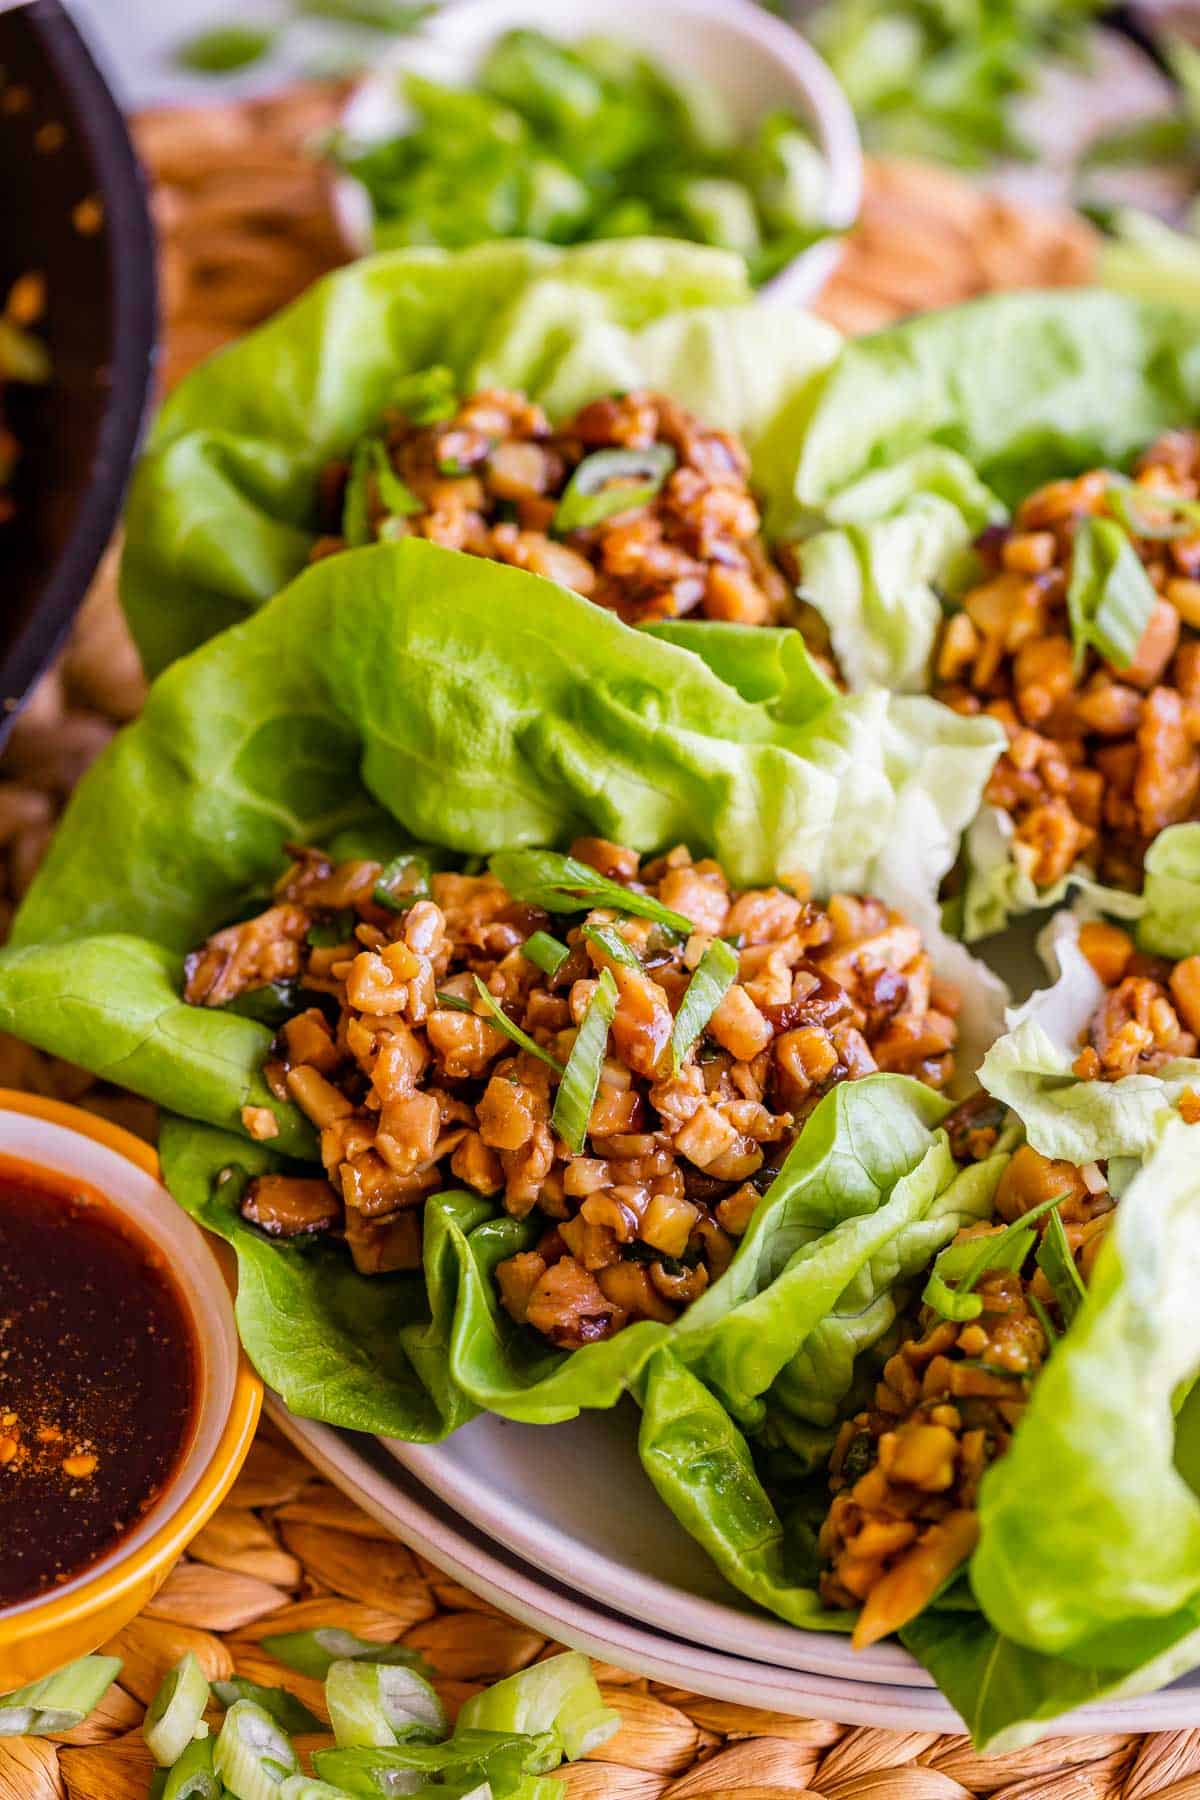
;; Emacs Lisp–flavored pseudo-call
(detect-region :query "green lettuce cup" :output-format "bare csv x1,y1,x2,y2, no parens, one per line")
779,288,1200,938
0,537,1001,1435
119,237,844,678
641,1106,1200,1752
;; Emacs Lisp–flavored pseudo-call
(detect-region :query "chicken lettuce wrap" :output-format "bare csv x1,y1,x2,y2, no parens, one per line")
119,238,846,679
780,290,1200,939
0,538,1001,1440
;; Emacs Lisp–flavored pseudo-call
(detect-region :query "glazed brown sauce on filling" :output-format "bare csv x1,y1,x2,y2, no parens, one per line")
0,1157,196,1607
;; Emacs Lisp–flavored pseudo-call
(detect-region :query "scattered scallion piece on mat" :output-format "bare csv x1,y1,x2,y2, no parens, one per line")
213,1698,300,1799
0,1655,122,1735
145,1653,211,1767
260,1627,432,1682
161,1737,223,1800
326,1658,445,1748
212,1678,324,1737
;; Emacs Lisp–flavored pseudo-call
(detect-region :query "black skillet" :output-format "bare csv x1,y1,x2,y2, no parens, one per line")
0,0,157,743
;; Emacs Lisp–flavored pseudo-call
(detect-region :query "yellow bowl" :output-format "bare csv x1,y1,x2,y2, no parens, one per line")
0,1091,262,1688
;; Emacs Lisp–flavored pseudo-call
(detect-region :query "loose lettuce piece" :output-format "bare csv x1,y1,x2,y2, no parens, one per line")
973,1119,1200,1659
1137,823,1200,959
119,238,843,675
980,910,1200,1163
791,448,1000,692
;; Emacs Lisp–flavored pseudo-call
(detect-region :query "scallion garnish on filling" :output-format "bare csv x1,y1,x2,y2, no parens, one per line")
184,836,961,1347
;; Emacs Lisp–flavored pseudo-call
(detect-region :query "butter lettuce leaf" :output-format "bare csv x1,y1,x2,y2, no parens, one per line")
120,238,842,676
973,1118,1200,1657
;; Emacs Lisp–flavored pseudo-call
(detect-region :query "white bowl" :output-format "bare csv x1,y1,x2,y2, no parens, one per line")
334,0,863,307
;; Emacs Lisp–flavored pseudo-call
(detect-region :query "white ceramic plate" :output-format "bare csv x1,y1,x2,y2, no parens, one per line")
388,1403,927,1690
272,1401,1200,1736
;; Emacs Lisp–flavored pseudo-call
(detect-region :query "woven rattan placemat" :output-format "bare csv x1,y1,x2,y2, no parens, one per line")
10,83,1188,1800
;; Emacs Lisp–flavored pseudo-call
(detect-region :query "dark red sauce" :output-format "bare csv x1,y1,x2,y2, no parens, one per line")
0,1156,197,1608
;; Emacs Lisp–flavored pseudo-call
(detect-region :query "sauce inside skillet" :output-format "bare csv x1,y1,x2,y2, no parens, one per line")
0,1156,196,1608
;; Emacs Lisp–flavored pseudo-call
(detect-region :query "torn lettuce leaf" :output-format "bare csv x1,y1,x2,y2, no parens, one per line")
979,908,1200,1163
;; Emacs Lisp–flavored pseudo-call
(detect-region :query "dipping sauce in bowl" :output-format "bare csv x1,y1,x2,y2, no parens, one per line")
0,1156,197,1607
0,1095,259,1690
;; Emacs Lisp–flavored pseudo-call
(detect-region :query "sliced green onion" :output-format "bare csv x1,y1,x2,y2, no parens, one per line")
0,1655,123,1735
921,1269,984,1323
472,976,565,1074
150,1772,168,1800
279,1779,356,1800
522,930,570,977
145,1653,211,1767
435,990,474,1013
163,1736,223,1800
217,980,310,1027
1107,478,1200,542
307,911,357,949
1066,515,1157,675
670,939,738,1074
279,1779,355,1800
1035,1206,1088,1328
1028,1291,1060,1351
315,1730,561,1794
341,439,421,549
581,922,639,969
342,438,375,550
369,441,423,519
554,445,676,533
923,1191,1070,1322
373,853,431,913
326,1659,445,1750
489,850,692,936
212,1699,299,1800
457,1652,619,1762
392,365,458,425
212,1679,323,1737
551,968,618,1154
262,1629,431,1683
